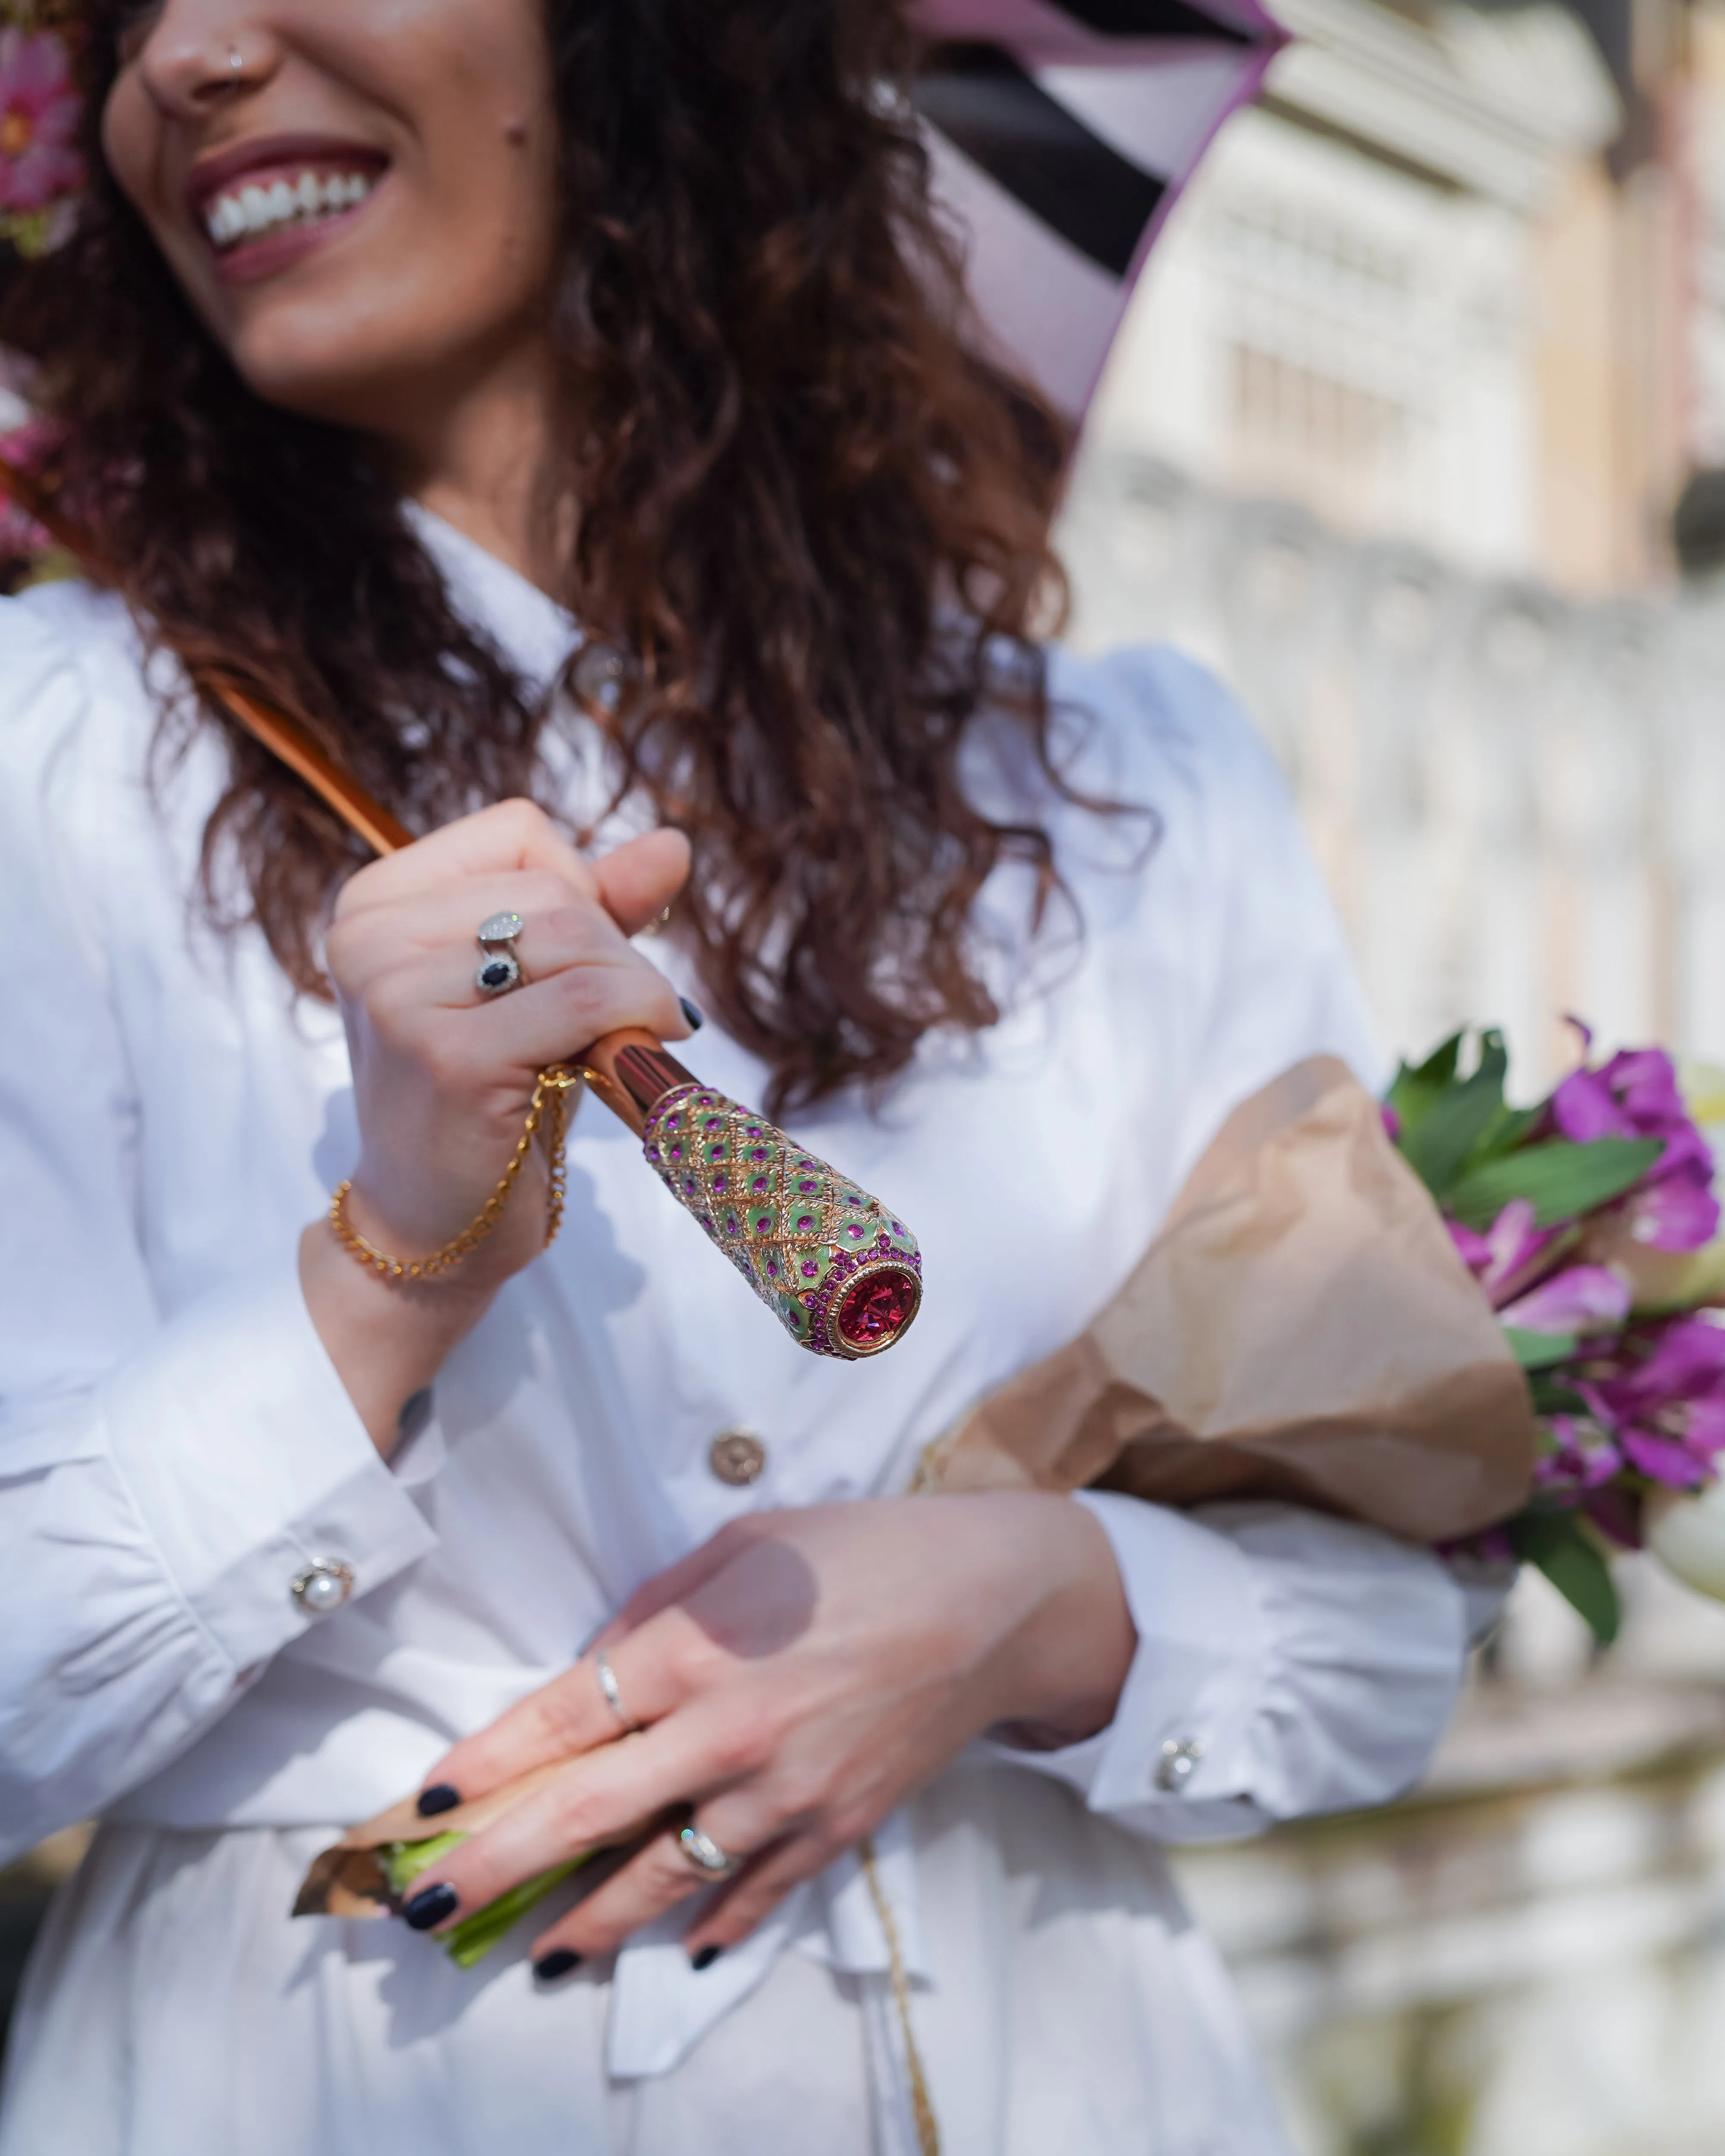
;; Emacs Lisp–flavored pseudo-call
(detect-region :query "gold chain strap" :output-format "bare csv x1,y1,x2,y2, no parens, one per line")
859,1837,941,2156
328,1066,584,1282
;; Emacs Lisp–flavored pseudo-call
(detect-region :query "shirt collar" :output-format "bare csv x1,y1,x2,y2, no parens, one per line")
403,500,580,694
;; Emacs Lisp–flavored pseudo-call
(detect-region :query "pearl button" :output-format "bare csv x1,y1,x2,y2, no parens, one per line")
709,1428,766,1486
1155,1736,1204,1793
573,641,627,711
291,1560,354,1616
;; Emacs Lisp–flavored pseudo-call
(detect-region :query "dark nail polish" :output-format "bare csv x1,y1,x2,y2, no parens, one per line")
416,1783,461,1818
534,1949,583,1982
401,1882,459,1931
690,1944,723,1971
679,996,705,1032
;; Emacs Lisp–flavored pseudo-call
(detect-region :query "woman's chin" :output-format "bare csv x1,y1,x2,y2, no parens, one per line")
219,304,431,435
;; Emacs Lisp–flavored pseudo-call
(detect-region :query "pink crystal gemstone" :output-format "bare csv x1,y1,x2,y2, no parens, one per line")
835,1268,918,1350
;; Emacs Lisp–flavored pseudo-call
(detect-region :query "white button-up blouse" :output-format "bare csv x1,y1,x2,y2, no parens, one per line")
0,516,1479,2156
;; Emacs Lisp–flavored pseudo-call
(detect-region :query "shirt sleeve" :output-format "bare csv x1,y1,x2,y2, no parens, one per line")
982,646,1493,1837
0,598,438,1863
982,1494,1474,1840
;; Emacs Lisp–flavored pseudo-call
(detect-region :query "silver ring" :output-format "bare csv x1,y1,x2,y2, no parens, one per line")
678,1823,743,1879
594,1654,638,1733
474,912,526,997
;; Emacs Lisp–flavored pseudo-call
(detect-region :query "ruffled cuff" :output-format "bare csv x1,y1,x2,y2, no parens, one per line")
99,1252,441,1675
983,1494,1469,1843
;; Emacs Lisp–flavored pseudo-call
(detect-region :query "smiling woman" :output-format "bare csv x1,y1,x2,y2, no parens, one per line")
0,3,1491,2155
99,0,561,447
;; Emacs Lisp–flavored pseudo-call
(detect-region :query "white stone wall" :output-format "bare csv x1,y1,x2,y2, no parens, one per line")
1057,448,1725,1093
1091,107,1544,574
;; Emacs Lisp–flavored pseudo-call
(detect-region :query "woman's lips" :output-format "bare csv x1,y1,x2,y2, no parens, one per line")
207,166,386,287
186,132,389,288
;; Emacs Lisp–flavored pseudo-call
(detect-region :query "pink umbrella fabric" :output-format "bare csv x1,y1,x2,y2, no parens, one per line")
912,0,1284,417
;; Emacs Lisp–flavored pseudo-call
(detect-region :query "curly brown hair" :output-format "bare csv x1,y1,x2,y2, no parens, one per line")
5,0,1084,1113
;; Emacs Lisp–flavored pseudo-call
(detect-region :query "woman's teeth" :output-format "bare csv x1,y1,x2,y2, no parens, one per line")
204,170,377,251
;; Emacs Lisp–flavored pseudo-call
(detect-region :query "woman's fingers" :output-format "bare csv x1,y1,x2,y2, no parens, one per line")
337,798,601,913
409,1691,765,1929
347,907,687,1082
419,1617,703,1811
419,1665,650,1813
334,846,687,985
329,869,601,982
526,1806,849,1966
591,828,691,937
679,1830,850,1960
452,948,687,1064
336,803,688,943
525,1824,731,1964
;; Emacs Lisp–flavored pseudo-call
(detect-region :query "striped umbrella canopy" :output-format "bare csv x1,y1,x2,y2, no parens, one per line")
911,0,1284,421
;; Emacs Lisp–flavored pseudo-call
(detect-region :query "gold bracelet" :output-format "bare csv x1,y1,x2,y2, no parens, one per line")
328,1065,584,1283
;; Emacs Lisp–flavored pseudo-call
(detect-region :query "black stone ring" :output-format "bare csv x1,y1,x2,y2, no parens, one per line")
474,910,527,997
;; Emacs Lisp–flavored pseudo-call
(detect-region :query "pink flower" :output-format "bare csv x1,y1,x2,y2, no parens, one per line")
1449,1198,1562,1310
1499,1264,1631,1337
1574,1317,1725,1490
1552,1043,1720,1253
1534,1413,1622,1495
0,29,82,216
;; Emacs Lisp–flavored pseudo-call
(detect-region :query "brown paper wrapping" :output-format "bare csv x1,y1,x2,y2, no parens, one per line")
917,1056,1535,1542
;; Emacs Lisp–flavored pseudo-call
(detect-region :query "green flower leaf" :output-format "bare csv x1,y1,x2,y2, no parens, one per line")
381,1831,596,1969
1502,1326,1580,1371
1397,1031,1509,1199
442,1856,591,1969
1509,1509,1621,1645
1464,1101,1544,1169
1528,1375,1589,1418
1386,1032,1464,1143
1446,1135,1663,1231
384,1831,465,1897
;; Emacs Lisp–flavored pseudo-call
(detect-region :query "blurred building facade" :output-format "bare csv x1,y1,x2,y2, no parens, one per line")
1055,0,1725,2150
1082,0,1706,592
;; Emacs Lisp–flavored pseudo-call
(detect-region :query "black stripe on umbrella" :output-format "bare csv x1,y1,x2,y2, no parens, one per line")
912,0,1283,420
913,44,1166,279
1044,0,1253,44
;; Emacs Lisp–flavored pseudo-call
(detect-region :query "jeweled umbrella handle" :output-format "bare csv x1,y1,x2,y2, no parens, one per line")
578,1031,922,1358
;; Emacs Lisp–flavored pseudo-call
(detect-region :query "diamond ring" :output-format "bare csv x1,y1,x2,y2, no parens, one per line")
677,1824,743,1879
474,911,526,998
593,1654,639,1733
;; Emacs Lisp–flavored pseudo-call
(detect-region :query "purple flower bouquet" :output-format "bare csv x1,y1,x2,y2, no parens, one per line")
1387,1025,1725,1642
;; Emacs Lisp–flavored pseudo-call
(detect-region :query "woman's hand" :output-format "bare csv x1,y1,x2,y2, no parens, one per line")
300,799,691,1451
329,798,689,1261
401,1494,1137,1968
